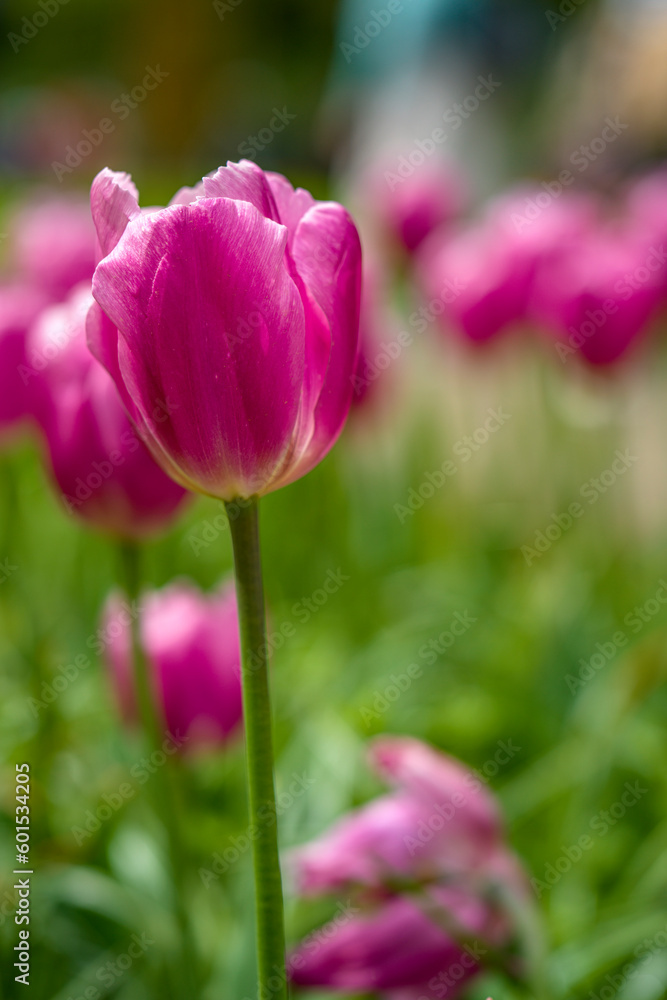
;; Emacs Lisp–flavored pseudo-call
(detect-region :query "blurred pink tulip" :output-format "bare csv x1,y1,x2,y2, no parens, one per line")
288,736,531,998
88,161,362,501
0,283,50,436
104,580,243,749
375,158,467,254
292,738,503,895
291,894,482,995
28,283,188,538
416,187,597,344
9,194,96,300
532,224,666,365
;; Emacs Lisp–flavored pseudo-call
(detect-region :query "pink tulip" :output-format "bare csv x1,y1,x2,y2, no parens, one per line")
375,158,467,253
532,224,666,365
292,738,503,895
28,283,188,537
103,580,243,748
0,283,50,436
88,161,362,501
288,737,531,997
416,187,596,344
290,894,482,995
9,194,96,300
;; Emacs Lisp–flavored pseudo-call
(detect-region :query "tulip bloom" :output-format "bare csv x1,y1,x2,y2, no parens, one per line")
89,161,362,501
288,737,531,997
532,225,666,365
0,283,50,436
89,162,361,1000
103,580,243,748
9,194,96,300
375,158,467,253
28,283,188,537
417,188,596,344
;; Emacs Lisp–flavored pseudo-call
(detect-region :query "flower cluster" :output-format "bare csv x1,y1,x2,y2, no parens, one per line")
104,580,244,750
1,158,549,997
287,736,532,998
414,174,667,366
89,160,362,500
0,160,363,755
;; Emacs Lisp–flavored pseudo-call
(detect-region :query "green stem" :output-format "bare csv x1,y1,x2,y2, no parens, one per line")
117,541,199,1000
226,498,287,1000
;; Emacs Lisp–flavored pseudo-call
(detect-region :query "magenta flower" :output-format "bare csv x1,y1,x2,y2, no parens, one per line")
28,283,188,538
371,158,467,253
532,224,666,365
0,283,50,437
290,894,483,996
9,194,96,301
103,579,243,749
288,737,531,998
416,187,596,344
88,161,362,501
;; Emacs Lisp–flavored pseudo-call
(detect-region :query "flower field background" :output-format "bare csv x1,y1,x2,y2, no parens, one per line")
2,318,667,998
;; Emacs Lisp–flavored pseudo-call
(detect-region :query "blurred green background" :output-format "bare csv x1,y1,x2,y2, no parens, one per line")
2,339,667,999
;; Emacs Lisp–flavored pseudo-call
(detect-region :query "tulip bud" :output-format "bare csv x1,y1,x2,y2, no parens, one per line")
103,580,243,750
28,283,188,538
89,161,362,501
288,737,533,998
532,224,666,366
416,187,597,345
369,156,467,253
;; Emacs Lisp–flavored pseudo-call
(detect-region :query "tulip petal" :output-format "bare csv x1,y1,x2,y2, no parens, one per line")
91,169,141,258
267,260,331,486
266,171,316,241
144,581,243,744
104,580,242,747
93,197,306,499
179,165,330,474
11,196,96,298
30,285,187,538
168,181,207,206
274,202,361,487
290,896,478,992
369,736,503,835
203,159,280,222
0,284,50,429
86,299,126,399
86,296,193,492
263,173,331,462
288,793,429,894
